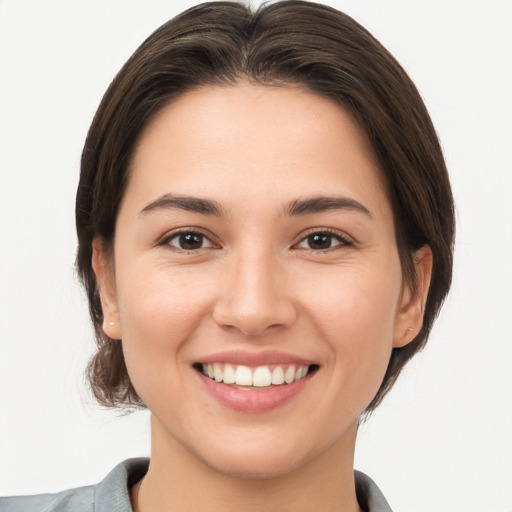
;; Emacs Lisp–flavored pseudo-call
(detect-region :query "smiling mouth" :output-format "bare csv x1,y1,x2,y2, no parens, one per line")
193,362,320,388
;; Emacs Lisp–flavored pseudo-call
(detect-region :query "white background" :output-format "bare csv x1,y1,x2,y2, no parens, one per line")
0,1,511,511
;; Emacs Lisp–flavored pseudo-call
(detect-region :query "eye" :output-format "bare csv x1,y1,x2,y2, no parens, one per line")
164,231,214,251
296,231,352,251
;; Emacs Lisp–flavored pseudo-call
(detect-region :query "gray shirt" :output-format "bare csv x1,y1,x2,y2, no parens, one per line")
0,458,392,511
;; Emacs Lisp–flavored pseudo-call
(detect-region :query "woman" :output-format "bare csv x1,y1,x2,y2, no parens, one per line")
1,1,454,511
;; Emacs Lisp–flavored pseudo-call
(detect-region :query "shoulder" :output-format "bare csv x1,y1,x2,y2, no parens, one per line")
0,486,94,512
0,458,149,512
355,470,393,512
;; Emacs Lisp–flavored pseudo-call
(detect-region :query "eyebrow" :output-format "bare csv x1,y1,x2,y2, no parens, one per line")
139,193,371,219
139,194,226,217
285,196,372,218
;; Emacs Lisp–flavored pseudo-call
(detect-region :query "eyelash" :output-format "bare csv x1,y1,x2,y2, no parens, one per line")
293,228,353,253
159,229,217,251
158,228,353,253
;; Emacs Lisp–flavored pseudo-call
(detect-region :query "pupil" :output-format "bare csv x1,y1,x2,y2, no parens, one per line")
309,233,331,249
179,233,202,250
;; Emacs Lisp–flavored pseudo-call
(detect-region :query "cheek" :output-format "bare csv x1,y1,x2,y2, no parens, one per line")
114,265,214,396
303,263,401,405
117,261,214,333
305,260,401,337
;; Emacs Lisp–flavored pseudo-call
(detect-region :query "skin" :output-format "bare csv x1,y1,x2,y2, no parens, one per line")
93,83,432,512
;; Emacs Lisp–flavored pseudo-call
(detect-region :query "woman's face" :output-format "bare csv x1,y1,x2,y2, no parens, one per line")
95,84,427,478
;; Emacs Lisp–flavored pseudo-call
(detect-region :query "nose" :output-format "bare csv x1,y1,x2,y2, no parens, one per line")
212,250,297,337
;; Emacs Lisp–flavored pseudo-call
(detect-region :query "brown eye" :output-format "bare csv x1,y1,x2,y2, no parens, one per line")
166,232,213,250
307,233,333,250
297,231,351,251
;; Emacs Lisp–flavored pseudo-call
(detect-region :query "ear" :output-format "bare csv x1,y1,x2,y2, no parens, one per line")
393,245,433,348
91,236,122,340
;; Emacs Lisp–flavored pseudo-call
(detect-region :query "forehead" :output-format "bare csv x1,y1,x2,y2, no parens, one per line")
126,83,391,220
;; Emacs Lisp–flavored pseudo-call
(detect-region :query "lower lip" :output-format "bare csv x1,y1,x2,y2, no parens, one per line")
198,372,313,413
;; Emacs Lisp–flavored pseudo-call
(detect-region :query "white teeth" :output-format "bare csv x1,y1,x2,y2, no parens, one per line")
223,363,236,384
284,365,296,384
271,366,285,385
253,366,272,387
235,365,253,386
295,366,308,381
201,363,310,386
213,363,223,382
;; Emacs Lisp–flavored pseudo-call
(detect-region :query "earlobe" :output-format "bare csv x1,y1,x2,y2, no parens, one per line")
91,237,122,340
393,245,433,348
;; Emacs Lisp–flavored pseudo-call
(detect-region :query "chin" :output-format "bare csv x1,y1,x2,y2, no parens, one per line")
201,447,309,480
190,423,340,481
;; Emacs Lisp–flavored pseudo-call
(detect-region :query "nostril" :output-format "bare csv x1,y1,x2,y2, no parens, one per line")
212,281,298,336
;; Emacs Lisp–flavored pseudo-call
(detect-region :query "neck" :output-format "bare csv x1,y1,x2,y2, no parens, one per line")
132,415,362,512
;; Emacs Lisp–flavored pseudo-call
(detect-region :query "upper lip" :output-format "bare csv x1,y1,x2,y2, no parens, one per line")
196,349,316,367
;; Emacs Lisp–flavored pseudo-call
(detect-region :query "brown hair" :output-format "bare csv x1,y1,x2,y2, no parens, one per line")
76,0,454,413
